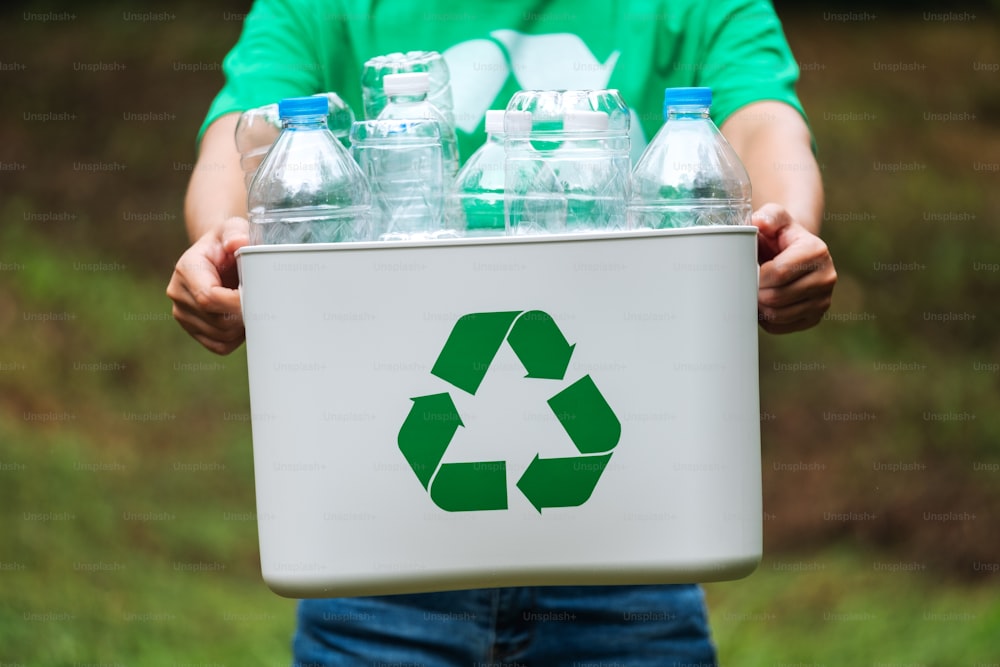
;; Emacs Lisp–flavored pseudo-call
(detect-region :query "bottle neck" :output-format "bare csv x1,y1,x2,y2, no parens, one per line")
666,106,710,121
386,92,428,105
281,114,328,130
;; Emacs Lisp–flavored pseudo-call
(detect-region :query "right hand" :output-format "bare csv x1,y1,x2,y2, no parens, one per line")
166,216,250,355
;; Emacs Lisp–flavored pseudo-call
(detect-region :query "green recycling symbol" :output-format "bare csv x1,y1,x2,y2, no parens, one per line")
397,311,621,513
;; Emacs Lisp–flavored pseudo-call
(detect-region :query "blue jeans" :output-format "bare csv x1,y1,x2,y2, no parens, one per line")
293,584,717,666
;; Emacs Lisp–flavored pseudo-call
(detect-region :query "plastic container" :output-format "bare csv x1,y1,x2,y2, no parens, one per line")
444,109,508,236
629,87,752,229
247,96,372,245
350,118,454,241
377,72,459,181
504,89,631,234
361,51,454,126
235,92,355,191
236,226,762,598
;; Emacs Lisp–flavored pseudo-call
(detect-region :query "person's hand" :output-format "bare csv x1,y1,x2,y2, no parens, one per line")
166,216,250,354
753,203,836,334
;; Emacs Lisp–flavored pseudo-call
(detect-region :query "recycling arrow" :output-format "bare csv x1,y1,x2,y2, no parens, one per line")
398,393,462,489
431,461,507,511
398,310,621,513
431,311,519,395
516,453,613,512
546,375,621,455
507,310,575,380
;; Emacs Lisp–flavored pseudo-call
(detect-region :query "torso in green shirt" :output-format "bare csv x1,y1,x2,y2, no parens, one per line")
204,0,804,163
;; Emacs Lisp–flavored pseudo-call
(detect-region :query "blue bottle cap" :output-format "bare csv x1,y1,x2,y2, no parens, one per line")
663,87,712,115
278,96,330,119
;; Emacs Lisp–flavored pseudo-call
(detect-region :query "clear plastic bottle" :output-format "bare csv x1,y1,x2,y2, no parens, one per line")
247,96,372,245
444,109,507,236
628,87,751,229
361,51,454,127
503,109,564,235
377,72,459,181
235,92,355,192
350,118,451,242
504,90,630,235
557,109,629,231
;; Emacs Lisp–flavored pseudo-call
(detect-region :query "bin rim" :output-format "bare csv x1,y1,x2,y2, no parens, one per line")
235,225,757,257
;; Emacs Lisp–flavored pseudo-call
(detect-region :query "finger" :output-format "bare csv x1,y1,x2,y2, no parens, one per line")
751,203,792,233
221,216,251,255
758,272,833,330
758,315,816,335
751,204,792,259
172,304,246,355
172,277,242,319
197,284,243,316
191,330,246,356
759,294,830,328
171,300,244,341
170,253,244,317
758,234,832,289
759,259,835,308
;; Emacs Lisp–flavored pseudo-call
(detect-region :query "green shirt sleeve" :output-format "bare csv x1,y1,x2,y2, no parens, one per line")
690,0,806,126
630,0,809,149
197,0,353,146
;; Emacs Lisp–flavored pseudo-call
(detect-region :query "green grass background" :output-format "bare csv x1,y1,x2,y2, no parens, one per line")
1,2,999,665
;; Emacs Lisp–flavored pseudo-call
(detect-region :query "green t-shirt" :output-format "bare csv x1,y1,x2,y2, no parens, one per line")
203,0,805,162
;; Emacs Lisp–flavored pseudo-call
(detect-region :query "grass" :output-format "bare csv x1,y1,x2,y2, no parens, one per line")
706,549,1000,666
0,219,299,664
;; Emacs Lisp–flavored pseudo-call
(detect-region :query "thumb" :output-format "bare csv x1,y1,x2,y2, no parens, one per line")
751,204,793,261
221,216,251,255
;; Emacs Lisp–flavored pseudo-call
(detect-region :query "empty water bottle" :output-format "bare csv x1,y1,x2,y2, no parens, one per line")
628,87,751,229
351,118,454,241
377,72,460,181
235,92,355,191
444,109,508,236
504,90,630,234
361,51,454,126
247,96,372,245
503,107,564,235
557,109,630,231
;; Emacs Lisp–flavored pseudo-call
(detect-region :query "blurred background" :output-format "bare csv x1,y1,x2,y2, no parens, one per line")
0,1,998,664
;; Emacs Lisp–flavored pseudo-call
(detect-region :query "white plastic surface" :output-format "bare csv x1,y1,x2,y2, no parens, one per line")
236,227,761,598
383,72,430,96
484,109,505,135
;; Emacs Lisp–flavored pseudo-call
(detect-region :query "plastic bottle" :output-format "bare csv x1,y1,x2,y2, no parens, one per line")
235,92,355,191
503,108,564,235
377,72,459,181
504,90,630,235
557,109,628,231
350,118,452,242
247,96,372,245
444,109,508,236
628,87,751,229
361,51,454,126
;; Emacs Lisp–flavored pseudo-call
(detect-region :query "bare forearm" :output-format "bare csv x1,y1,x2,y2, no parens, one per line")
721,101,824,235
184,113,247,242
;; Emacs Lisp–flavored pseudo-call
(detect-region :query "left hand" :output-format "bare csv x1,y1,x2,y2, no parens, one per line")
753,203,837,334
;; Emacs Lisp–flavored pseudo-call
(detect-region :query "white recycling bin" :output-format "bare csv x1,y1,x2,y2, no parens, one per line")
236,226,761,598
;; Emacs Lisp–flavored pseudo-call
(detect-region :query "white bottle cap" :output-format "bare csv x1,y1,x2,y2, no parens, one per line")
563,110,609,132
484,110,505,135
504,110,532,134
383,72,431,96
